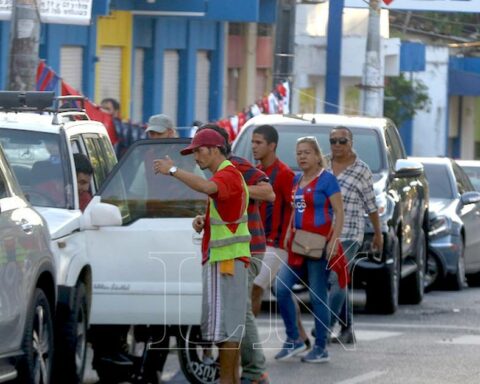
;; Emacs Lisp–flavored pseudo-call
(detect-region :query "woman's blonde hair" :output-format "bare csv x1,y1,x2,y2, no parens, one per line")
296,136,325,167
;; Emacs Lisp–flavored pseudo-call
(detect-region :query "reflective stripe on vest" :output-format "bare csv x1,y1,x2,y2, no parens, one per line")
209,160,251,262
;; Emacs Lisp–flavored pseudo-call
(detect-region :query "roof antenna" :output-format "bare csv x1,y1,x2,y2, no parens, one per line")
311,117,316,124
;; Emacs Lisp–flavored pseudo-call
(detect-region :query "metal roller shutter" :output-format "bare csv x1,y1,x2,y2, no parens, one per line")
60,46,83,91
162,50,179,125
195,51,210,124
98,46,122,103
133,48,144,124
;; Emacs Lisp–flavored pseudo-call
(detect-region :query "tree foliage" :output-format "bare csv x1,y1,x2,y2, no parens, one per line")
384,73,430,128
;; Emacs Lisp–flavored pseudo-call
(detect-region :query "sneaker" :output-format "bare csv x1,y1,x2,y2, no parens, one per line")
274,338,307,360
331,327,356,344
240,372,270,384
301,346,330,363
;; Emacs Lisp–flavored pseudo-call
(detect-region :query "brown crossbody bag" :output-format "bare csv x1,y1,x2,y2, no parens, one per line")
287,171,327,259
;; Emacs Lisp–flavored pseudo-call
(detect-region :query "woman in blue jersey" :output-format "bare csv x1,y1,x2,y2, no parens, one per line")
274,136,344,363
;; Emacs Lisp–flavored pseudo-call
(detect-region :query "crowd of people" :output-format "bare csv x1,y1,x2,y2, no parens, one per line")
151,120,380,384
93,97,381,383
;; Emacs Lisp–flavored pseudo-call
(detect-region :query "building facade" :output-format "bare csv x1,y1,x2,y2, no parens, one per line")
0,0,277,130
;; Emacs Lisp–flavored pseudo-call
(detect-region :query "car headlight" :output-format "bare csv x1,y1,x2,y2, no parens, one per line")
429,215,450,237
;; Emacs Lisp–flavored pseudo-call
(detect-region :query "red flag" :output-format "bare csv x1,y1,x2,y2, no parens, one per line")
61,81,118,145
383,0,394,5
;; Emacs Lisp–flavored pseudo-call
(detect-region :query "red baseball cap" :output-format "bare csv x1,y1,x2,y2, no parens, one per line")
180,129,226,155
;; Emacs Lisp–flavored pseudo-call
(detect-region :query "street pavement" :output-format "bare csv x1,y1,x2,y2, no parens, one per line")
84,287,480,384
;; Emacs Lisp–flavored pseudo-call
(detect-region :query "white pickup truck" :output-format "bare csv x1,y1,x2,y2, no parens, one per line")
0,92,215,384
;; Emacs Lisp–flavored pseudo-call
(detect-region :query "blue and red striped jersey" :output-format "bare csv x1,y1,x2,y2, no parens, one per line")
230,155,269,255
258,158,295,249
292,171,340,236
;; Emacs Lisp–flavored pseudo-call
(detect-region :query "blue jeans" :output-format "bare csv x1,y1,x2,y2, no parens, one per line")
328,240,360,329
273,258,330,350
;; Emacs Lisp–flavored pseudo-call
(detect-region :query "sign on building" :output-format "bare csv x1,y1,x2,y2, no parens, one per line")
346,0,480,12
0,0,92,25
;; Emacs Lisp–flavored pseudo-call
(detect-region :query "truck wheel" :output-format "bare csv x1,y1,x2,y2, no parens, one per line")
17,288,54,384
366,236,400,314
400,228,426,304
54,282,88,384
177,325,220,384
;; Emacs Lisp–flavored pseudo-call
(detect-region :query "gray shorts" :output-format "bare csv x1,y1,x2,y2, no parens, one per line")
253,246,288,290
201,259,248,343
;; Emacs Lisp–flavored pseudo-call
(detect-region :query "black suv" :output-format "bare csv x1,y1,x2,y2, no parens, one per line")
233,114,429,314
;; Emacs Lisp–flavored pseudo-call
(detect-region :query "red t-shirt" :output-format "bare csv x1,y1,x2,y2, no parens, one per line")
258,158,295,249
79,191,92,212
202,164,249,264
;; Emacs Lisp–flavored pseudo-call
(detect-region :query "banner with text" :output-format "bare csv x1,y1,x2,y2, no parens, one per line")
0,0,92,25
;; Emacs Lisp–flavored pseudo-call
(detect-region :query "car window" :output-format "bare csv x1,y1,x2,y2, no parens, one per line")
384,124,406,163
234,124,385,173
99,135,117,173
99,140,208,225
459,164,480,192
0,163,8,199
83,135,109,190
452,162,474,193
421,163,455,199
0,129,73,208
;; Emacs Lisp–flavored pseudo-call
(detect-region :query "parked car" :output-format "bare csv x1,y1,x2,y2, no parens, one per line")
0,91,116,383
0,139,56,383
411,157,480,289
233,114,429,314
456,159,480,192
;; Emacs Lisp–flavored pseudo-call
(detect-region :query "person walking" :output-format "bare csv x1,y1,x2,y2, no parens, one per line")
326,126,383,344
274,136,344,363
154,127,250,384
250,125,311,348
196,124,274,384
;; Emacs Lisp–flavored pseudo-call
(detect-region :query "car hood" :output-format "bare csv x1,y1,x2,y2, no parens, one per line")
428,198,457,217
34,207,82,240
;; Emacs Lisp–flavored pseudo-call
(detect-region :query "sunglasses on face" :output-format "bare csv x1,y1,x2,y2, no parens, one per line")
329,137,349,145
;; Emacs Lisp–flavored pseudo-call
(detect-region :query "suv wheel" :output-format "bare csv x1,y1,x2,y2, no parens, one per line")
366,235,400,314
54,282,89,383
177,325,220,384
17,288,54,384
400,228,426,304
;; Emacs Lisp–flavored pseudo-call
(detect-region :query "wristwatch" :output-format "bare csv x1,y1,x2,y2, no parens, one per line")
168,166,178,176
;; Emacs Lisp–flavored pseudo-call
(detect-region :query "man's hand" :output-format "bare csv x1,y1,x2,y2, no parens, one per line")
372,232,384,253
193,214,206,233
153,156,175,175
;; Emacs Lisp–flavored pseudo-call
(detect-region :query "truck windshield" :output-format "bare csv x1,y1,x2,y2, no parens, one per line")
234,124,385,173
0,129,73,209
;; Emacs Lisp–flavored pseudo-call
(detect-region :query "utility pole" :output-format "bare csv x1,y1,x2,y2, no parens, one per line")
8,0,41,91
361,0,383,117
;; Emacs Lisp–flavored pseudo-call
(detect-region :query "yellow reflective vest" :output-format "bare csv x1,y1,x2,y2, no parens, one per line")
208,160,251,263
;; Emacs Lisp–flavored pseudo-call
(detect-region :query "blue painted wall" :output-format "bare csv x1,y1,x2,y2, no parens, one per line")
39,23,97,98
140,17,223,129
